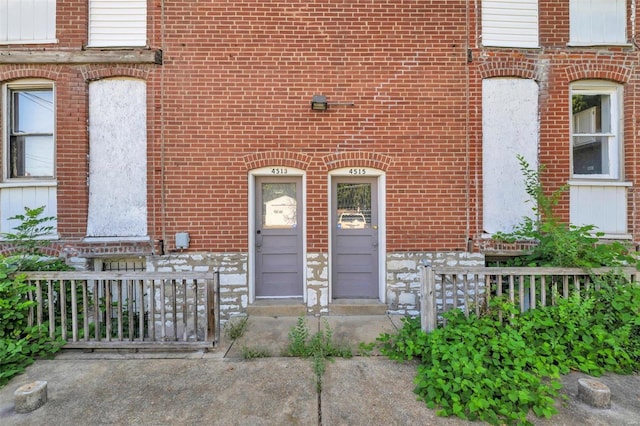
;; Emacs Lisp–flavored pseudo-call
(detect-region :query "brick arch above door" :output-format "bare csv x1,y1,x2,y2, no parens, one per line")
243,151,312,171
79,64,151,81
323,151,392,172
477,59,540,81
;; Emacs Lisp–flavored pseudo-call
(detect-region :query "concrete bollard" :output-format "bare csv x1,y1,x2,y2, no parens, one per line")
14,381,48,413
577,378,611,409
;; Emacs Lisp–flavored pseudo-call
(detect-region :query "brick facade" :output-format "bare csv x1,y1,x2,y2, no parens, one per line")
1,1,639,315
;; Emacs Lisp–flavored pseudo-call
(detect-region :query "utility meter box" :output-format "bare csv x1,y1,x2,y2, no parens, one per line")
175,232,190,249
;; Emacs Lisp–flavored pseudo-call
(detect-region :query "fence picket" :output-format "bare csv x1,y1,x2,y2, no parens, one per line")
82,281,89,342
47,279,54,338
71,280,78,341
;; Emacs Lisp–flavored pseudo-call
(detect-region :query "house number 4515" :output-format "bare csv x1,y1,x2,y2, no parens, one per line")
348,168,366,175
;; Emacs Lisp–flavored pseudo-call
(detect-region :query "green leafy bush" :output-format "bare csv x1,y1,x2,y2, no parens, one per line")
379,278,640,425
1,206,68,388
493,155,636,268
0,262,63,387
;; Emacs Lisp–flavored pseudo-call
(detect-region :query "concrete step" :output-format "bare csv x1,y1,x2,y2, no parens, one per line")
246,299,388,316
246,299,306,317
329,299,388,316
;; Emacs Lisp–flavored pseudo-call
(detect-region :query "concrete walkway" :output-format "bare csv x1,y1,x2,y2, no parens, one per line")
1,315,639,425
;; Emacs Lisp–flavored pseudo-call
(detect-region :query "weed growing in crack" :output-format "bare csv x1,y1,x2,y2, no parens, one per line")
284,315,353,392
357,341,377,356
240,346,270,359
224,316,250,341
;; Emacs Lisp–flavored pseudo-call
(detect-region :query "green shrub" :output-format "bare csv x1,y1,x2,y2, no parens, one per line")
0,262,63,387
380,279,640,425
0,206,68,388
493,155,637,268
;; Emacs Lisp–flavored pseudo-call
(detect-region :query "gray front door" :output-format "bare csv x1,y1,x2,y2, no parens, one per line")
255,177,303,297
331,177,378,298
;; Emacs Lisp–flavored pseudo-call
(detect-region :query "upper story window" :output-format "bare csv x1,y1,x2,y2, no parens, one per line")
4,82,55,180
0,0,56,44
570,0,626,45
88,0,147,48
571,81,622,180
482,0,539,48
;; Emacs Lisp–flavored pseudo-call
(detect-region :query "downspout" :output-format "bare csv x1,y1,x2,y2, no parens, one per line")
632,0,639,245
160,0,167,253
464,0,472,251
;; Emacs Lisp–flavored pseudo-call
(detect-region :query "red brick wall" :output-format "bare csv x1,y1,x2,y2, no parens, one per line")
1,1,638,256
152,1,474,253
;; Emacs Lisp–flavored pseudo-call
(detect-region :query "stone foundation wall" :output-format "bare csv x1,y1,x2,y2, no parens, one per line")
147,253,248,323
386,252,485,316
142,251,486,320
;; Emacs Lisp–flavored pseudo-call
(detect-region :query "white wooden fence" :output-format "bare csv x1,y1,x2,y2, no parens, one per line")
419,265,639,332
21,271,219,350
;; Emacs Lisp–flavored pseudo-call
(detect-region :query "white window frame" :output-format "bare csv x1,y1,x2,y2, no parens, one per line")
2,80,56,182
1,80,57,237
570,81,622,181
569,0,627,46
0,0,57,44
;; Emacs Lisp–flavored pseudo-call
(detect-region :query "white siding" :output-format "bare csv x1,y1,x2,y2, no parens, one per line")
87,79,147,238
570,183,628,235
88,0,146,47
483,78,539,234
482,0,538,48
0,0,56,44
570,0,626,45
0,185,57,234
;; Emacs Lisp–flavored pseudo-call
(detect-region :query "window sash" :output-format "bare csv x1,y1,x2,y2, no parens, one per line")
5,86,55,180
571,85,620,180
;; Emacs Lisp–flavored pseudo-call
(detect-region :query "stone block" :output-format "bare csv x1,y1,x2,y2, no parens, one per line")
14,381,47,413
577,378,611,409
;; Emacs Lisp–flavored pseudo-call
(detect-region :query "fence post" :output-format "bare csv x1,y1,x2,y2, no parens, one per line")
420,263,437,333
206,271,220,343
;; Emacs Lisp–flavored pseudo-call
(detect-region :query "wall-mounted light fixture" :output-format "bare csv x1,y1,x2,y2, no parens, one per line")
310,94,354,111
311,94,328,111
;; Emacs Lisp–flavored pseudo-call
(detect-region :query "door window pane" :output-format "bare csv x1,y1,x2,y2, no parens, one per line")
262,183,297,228
336,182,371,229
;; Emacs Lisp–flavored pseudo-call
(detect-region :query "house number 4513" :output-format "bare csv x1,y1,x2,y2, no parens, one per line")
271,168,288,175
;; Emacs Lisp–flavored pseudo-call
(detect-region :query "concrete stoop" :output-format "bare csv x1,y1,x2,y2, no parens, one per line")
246,298,388,317
328,299,388,316
246,298,306,317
